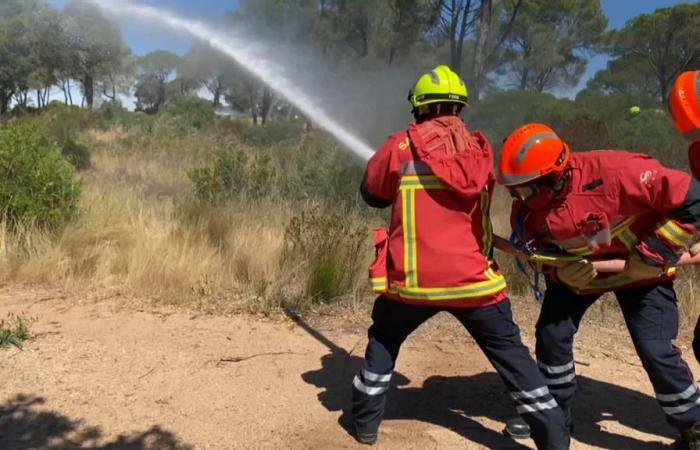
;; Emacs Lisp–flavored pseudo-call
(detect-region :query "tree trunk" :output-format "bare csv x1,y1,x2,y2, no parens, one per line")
36,90,43,109
213,88,221,107
84,75,94,108
453,0,472,76
62,80,69,103
472,0,492,102
44,86,51,106
261,87,272,125
67,80,73,106
0,91,9,115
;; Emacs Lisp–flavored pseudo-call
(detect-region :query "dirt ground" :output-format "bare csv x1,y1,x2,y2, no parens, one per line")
1,285,697,450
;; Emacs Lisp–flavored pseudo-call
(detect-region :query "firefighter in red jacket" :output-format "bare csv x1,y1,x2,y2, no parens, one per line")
670,70,700,180
669,70,700,374
353,65,570,449
497,123,700,449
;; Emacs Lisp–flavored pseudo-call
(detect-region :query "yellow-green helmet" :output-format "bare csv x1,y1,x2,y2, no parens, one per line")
408,65,468,109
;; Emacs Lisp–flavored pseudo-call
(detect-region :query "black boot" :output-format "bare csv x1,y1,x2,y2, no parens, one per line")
676,422,700,450
354,425,378,446
504,416,531,440
504,408,573,440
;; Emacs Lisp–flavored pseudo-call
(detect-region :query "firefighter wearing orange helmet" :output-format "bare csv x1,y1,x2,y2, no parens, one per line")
669,70,700,179
497,123,700,449
670,70,700,390
353,66,570,449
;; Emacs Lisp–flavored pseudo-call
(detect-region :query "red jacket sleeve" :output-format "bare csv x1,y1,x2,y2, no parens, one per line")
617,153,691,214
617,153,699,265
361,135,401,207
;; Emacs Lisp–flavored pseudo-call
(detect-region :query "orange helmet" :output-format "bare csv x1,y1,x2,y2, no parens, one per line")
497,123,570,187
669,70,700,141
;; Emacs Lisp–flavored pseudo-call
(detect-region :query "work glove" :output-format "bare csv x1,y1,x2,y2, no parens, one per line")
556,260,597,289
623,251,666,280
691,241,700,257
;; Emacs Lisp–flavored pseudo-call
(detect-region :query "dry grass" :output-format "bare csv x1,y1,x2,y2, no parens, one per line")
2,122,699,322
0,125,373,314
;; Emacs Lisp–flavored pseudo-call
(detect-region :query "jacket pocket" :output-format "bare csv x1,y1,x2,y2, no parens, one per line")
369,228,389,294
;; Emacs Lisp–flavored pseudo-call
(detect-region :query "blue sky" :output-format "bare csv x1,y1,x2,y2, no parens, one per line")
46,0,692,98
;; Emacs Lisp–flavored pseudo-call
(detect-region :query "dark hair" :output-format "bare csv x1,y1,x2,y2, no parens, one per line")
413,102,464,122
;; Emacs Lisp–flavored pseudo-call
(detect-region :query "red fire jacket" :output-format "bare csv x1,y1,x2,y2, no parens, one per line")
514,150,700,294
690,142,700,180
362,115,507,308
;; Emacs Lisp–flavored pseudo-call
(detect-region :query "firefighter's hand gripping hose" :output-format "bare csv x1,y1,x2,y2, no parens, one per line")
556,260,597,288
493,235,700,273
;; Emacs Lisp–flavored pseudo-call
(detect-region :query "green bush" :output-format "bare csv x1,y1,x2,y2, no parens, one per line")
161,96,216,129
189,134,364,205
468,90,576,145
244,120,302,146
60,137,91,170
0,122,82,229
97,101,133,128
0,313,32,349
282,206,367,305
189,149,250,203
43,104,96,143
612,109,688,168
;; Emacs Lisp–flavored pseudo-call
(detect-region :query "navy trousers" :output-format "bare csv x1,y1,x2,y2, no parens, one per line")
536,280,700,428
351,296,570,450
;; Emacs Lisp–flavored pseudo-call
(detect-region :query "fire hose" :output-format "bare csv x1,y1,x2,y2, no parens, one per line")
492,235,700,273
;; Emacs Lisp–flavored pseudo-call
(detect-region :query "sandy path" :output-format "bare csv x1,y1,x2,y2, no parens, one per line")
0,285,696,449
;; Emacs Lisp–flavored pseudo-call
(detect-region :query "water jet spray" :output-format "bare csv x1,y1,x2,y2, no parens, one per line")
86,0,375,161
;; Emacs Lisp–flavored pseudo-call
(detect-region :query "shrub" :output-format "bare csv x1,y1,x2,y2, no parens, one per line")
282,205,368,306
189,149,251,203
611,109,688,169
0,313,32,349
244,120,302,145
42,104,96,143
97,101,133,128
468,90,576,145
0,122,82,229
161,96,216,129
60,137,91,170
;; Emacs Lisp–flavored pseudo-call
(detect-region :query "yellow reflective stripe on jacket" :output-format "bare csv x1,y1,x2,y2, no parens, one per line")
391,274,506,301
480,187,493,256
399,175,450,288
618,228,638,250
370,277,387,293
565,216,637,256
658,220,694,248
399,175,450,190
395,174,504,300
401,187,418,287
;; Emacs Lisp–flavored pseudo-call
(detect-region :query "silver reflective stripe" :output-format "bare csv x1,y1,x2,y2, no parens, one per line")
545,372,576,386
353,376,388,396
497,170,542,186
511,386,550,400
657,385,698,402
662,397,700,415
516,398,558,414
399,161,432,175
538,360,574,375
363,369,391,383
516,132,558,162
695,71,700,105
